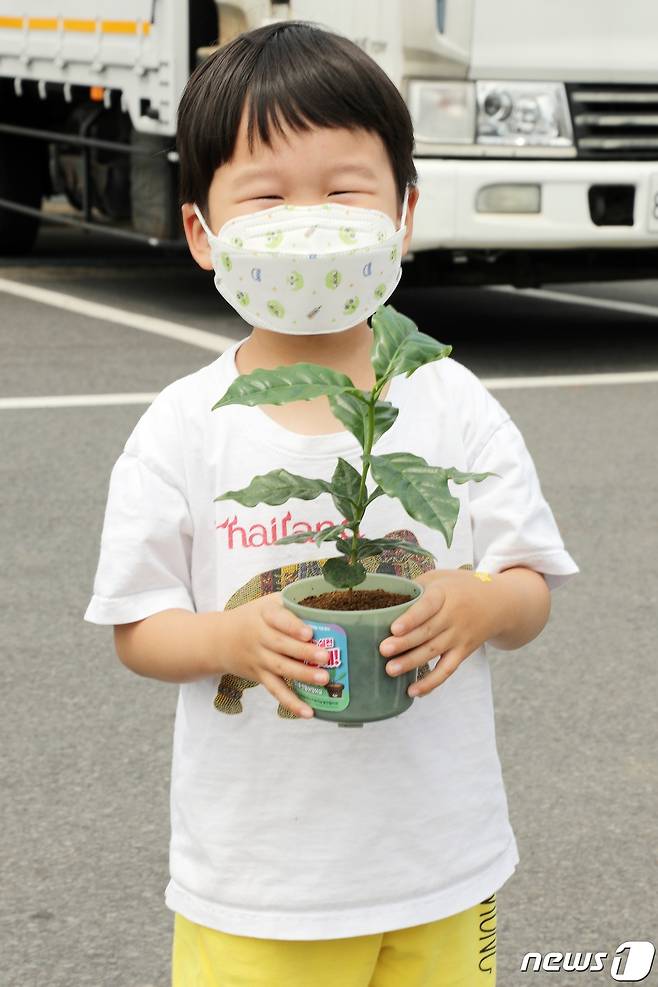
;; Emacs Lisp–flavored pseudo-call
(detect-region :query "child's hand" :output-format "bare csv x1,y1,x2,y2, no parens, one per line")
224,594,330,718
379,569,504,697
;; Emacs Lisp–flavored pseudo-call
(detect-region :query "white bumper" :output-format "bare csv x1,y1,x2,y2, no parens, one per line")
411,158,658,250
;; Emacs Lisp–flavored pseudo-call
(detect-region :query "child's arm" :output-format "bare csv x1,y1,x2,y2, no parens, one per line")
476,565,551,650
114,595,332,717
114,609,232,684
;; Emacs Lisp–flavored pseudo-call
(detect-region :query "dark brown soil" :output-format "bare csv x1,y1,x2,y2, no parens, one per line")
299,589,413,611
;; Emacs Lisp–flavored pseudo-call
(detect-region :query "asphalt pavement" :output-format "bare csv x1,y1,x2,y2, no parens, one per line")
1,223,657,987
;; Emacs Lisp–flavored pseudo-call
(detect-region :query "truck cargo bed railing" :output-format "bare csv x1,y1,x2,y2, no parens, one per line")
0,120,184,249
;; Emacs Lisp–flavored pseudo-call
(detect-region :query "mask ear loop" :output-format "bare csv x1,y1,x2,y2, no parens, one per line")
193,203,215,240
399,185,410,231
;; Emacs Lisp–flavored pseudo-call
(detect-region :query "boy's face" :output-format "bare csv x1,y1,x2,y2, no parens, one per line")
183,106,419,271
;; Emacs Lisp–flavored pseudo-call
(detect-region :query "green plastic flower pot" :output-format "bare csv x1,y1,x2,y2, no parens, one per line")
281,572,423,727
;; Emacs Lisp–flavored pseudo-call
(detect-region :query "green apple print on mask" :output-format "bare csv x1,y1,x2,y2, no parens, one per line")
325,269,342,290
265,230,284,249
267,300,285,318
344,296,360,314
287,271,304,291
236,290,250,306
220,253,232,271
374,283,387,299
339,227,357,245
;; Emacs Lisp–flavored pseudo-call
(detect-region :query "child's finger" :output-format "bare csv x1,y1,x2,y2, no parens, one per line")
264,595,314,641
266,629,330,667
380,612,447,658
408,648,464,696
388,581,446,637
262,647,330,688
260,667,315,719
383,629,452,676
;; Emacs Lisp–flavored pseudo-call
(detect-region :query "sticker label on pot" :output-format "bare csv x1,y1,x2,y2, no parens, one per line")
293,621,349,711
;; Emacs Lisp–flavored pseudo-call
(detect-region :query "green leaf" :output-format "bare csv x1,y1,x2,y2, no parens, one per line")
322,556,367,589
371,401,399,443
365,485,385,507
313,523,352,544
327,390,369,446
396,334,452,379
370,452,496,548
328,391,399,448
330,458,362,521
214,469,331,508
371,305,452,382
355,538,436,561
444,467,501,484
274,531,318,545
275,524,352,548
370,305,418,380
353,539,385,559
212,364,356,410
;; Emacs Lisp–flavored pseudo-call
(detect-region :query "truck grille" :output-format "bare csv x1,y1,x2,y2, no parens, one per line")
567,84,658,159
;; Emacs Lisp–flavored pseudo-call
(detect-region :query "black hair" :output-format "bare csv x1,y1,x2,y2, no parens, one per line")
176,20,417,212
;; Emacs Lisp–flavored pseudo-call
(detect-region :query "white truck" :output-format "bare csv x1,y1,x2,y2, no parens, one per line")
1,0,658,285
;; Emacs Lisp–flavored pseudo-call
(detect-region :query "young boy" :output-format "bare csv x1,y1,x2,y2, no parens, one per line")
84,20,579,987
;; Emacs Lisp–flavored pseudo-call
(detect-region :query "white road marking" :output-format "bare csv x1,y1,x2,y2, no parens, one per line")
489,284,658,321
1,276,657,410
2,367,657,410
0,276,239,352
0,393,158,409
482,370,658,389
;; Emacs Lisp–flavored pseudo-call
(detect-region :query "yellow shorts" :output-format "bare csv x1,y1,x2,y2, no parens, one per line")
171,893,496,987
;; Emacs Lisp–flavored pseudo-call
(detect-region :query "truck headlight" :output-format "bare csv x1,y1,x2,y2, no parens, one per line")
476,82,573,148
406,81,476,144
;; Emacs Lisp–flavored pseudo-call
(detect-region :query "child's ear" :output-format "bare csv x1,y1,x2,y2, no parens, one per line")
181,203,214,271
401,185,420,259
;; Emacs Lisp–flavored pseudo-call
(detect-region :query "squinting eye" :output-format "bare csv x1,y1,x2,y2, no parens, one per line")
329,191,356,196
253,195,283,200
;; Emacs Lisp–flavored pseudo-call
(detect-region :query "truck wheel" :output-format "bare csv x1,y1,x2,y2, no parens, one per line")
0,135,45,255
130,131,181,241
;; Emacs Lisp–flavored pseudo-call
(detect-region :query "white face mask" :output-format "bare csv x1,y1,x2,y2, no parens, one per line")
193,186,409,334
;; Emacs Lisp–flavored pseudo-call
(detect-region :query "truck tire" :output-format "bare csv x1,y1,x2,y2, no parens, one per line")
130,130,181,241
0,134,44,255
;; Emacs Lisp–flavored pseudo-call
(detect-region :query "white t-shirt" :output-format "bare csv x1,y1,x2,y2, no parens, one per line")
84,340,579,940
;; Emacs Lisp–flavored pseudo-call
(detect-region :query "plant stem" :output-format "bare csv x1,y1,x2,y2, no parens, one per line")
347,382,382,584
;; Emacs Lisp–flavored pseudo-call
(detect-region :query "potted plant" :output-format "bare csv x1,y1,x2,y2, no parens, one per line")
213,305,496,727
